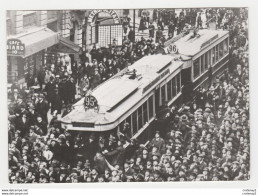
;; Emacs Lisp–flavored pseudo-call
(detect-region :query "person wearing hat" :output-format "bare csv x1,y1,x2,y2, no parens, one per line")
155,26,163,44
35,94,49,123
148,21,155,38
15,112,30,138
150,131,166,153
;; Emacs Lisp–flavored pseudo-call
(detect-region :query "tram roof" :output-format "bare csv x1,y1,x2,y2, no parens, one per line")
174,29,229,56
62,55,183,126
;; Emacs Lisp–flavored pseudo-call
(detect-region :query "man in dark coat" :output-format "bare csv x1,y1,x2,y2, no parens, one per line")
148,22,155,38
35,115,48,135
91,69,101,90
35,94,49,123
156,27,163,43
37,66,46,90
128,26,135,43
103,140,126,167
15,113,30,138
66,77,76,104
50,90,62,115
44,76,56,106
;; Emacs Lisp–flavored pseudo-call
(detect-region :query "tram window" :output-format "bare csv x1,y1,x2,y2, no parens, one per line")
120,116,132,138
148,95,154,119
138,106,143,130
223,38,229,54
202,54,206,73
176,73,181,94
193,58,200,79
200,55,204,73
219,42,224,58
205,52,209,70
172,77,176,97
143,101,148,125
132,110,138,135
161,85,166,105
167,79,172,101
212,47,215,65
215,45,219,62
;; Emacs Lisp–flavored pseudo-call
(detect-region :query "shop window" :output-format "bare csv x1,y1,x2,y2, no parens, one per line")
167,79,172,101
193,58,200,79
148,95,154,119
172,77,176,97
143,101,148,125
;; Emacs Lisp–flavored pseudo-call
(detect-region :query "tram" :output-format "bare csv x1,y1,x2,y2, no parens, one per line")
61,28,229,141
162,27,229,101
61,54,183,141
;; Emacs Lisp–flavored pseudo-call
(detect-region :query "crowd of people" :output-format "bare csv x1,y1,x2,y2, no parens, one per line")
8,8,249,183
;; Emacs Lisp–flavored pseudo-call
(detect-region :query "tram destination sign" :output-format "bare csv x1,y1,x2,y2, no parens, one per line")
201,34,219,49
7,39,25,56
84,94,99,111
143,69,170,94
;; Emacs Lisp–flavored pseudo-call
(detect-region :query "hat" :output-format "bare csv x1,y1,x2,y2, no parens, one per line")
209,86,215,91
181,115,188,121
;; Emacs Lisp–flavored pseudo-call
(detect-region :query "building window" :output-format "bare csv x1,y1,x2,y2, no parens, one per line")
6,19,11,36
23,12,37,29
167,79,172,101
47,11,58,22
193,58,200,79
123,9,130,15
148,95,154,119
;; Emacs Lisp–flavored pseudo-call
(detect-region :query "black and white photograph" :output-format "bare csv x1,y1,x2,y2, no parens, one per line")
5,6,252,185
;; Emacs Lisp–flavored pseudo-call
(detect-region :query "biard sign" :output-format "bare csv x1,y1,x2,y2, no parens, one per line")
7,39,25,56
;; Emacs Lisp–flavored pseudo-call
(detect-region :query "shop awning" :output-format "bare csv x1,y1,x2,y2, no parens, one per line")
50,37,81,54
17,28,59,58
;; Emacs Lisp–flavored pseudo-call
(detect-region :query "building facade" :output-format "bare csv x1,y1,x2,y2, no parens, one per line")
6,9,130,86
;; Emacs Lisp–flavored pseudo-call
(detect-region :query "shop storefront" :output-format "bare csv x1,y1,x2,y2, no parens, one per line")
7,28,59,86
87,10,124,48
7,27,81,87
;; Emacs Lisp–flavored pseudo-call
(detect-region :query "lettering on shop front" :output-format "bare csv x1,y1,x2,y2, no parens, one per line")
88,10,120,26
7,39,25,56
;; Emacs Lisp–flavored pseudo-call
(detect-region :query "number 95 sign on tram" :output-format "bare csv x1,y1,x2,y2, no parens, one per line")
84,95,98,110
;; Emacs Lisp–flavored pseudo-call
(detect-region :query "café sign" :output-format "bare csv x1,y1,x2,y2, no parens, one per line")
88,10,120,26
7,39,25,56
